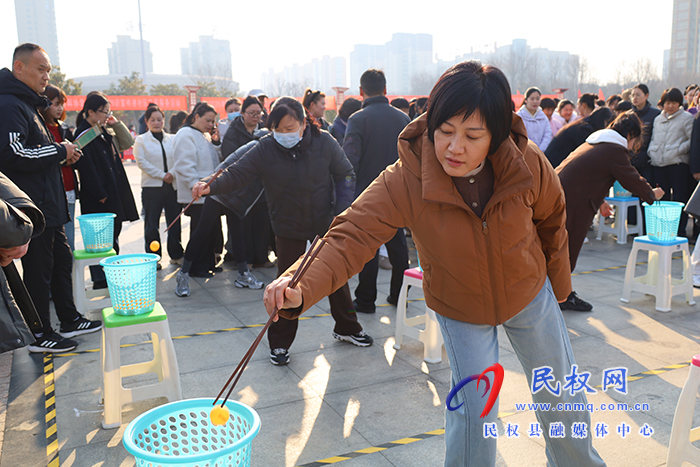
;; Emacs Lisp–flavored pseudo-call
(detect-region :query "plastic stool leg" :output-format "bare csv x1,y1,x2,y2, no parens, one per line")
656,247,673,312
102,331,123,429
421,308,443,363
616,204,628,244
667,363,700,466
393,280,410,349
621,242,641,302
683,246,696,306
596,211,604,241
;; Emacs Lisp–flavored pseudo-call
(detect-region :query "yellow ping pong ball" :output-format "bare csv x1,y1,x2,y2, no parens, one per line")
210,405,229,426
149,240,160,252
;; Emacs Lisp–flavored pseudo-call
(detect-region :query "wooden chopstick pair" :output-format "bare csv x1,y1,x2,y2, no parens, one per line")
213,235,326,407
165,168,224,232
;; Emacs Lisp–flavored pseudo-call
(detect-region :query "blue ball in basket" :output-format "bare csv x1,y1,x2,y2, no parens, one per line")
100,254,159,316
77,213,116,253
123,398,260,467
643,201,685,242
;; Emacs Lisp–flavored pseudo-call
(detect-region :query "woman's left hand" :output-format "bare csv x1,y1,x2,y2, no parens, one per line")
211,126,220,143
163,172,174,184
599,200,613,217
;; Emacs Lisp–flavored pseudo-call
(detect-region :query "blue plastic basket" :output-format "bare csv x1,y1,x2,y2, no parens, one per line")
643,201,685,241
76,213,115,253
123,398,260,467
100,254,159,316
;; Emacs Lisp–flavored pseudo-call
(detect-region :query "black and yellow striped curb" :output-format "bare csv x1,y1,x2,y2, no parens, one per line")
295,429,446,466
44,355,59,467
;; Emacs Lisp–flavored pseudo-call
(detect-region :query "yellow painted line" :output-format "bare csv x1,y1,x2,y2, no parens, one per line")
46,439,58,456
195,331,216,335
424,429,445,435
45,409,55,423
641,370,666,375
221,327,242,331
44,373,53,384
172,335,189,339
45,396,55,408
626,376,644,382
44,363,53,372
46,424,57,438
48,458,59,467
317,457,351,463
354,447,386,454
665,364,689,369
392,437,421,444
44,384,54,395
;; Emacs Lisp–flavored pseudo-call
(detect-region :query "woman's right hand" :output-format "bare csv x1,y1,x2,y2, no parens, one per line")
694,173,700,181
191,181,210,200
652,187,665,199
163,172,174,184
263,276,302,322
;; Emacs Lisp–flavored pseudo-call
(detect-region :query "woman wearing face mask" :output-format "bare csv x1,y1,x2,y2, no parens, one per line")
133,105,183,269
72,92,139,288
517,87,553,151
222,96,263,158
171,101,222,279
191,97,373,366
39,84,77,249
648,88,695,237
217,98,241,138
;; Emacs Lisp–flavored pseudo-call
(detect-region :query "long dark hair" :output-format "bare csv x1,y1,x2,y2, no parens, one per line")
169,111,188,133
560,106,614,134
183,101,217,127
41,84,67,121
76,92,109,126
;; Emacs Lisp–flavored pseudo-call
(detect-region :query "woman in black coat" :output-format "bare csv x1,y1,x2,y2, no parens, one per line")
73,92,139,287
545,107,614,168
191,97,373,366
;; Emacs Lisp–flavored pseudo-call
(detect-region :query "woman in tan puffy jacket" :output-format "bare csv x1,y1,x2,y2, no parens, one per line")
253,62,606,467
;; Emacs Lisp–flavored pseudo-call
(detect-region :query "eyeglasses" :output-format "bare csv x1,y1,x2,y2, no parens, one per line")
245,111,262,117
97,110,113,118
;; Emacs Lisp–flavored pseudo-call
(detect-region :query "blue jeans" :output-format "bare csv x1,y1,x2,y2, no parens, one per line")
436,278,606,467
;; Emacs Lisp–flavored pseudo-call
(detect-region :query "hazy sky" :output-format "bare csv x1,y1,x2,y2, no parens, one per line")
1,0,673,93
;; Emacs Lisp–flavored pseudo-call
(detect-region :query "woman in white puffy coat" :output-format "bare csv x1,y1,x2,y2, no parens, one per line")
648,87,695,236
172,102,222,275
134,105,182,268
517,87,553,151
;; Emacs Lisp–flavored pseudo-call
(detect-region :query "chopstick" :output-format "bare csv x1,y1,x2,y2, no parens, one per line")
165,168,224,232
213,235,326,407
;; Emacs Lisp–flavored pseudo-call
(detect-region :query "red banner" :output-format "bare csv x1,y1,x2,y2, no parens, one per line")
65,95,187,112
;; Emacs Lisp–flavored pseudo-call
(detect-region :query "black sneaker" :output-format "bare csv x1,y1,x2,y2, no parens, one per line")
270,348,290,366
559,291,593,312
386,295,398,306
58,316,103,338
352,300,375,314
332,330,374,347
28,331,78,353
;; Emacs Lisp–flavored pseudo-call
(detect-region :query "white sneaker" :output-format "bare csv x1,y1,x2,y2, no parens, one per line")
235,270,264,289
693,275,700,288
175,270,190,297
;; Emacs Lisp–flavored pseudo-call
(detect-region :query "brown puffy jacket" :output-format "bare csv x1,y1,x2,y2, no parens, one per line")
280,113,572,325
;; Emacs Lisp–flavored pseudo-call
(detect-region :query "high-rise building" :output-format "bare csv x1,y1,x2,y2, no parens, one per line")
261,55,347,95
349,33,433,94
107,35,153,76
181,36,232,78
669,0,700,75
14,0,60,66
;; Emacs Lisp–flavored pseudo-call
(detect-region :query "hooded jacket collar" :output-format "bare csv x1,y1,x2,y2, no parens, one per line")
585,129,627,148
398,113,535,214
0,68,50,109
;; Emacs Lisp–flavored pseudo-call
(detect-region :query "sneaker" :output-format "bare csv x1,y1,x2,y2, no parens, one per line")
59,316,102,338
559,291,593,312
694,275,700,288
28,330,78,353
170,257,184,266
270,348,290,365
378,255,392,270
235,271,264,289
333,330,374,347
352,299,375,314
175,270,190,297
386,294,398,306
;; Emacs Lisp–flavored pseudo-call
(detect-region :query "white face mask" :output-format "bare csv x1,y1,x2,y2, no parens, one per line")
273,129,302,148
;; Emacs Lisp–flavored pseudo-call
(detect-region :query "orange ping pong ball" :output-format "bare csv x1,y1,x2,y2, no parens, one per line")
149,240,160,252
210,405,229,425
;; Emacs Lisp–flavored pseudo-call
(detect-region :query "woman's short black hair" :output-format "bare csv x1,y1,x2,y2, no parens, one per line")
427,60,512,155
585,106,614,130
390,97,410,111
184,101,217,126
169,111,188,133
225,97,241,110
267,96,306,130
524,87,541,101
557,99,574,112
615,101,633,112
606,94,621,108
241,95,262,113
608,111,642,139
302,88,325,109
76,91,109,126
578,93,597,111
144,105,164,121
339,97,363,120
633,84,650,95
658,88,684,107
540,97,556,110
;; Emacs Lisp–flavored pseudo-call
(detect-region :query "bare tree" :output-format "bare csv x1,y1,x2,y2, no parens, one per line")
410,70,441,95
266,75,312,97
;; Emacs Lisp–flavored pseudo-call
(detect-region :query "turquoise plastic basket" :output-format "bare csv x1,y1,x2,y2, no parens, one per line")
77,213,115,253
100,254,159,316
643,201,684,241
613,181,632,198
123,398,260,467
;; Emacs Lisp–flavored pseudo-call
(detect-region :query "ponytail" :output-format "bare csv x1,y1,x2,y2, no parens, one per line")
184,101,217,127
76,91,109,126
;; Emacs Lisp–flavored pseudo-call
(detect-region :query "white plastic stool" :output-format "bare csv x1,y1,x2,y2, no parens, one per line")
393,267,444,363
597,196,643,244
72,248,116,314
101,302,182,429
621,236,695,312
667,355,700,466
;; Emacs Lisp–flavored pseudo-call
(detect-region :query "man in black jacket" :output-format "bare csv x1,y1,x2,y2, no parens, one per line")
342,69,410,313
0,43,101,353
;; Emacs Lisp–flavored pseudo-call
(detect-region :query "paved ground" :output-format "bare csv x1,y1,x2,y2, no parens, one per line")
2,162,700,467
